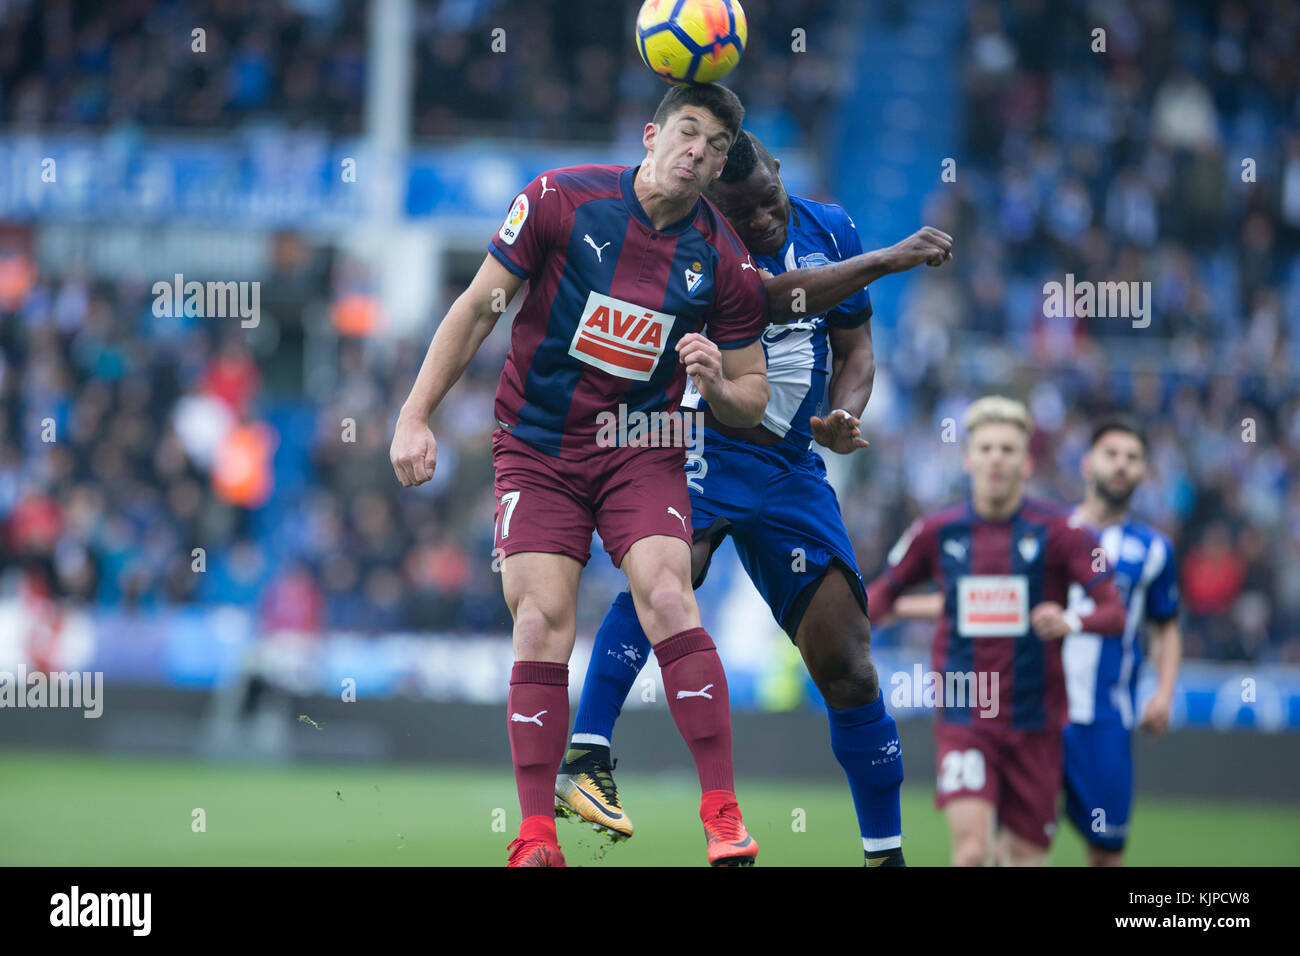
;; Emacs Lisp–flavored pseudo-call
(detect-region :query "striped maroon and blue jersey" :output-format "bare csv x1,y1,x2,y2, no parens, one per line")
487,164,768,459
871,497,1118,732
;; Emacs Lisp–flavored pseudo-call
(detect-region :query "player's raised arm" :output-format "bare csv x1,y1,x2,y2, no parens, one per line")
390,254,522,487
764,226,953,324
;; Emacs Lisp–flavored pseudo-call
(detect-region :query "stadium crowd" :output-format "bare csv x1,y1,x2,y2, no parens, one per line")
1,0,1297,664
0,0,842,149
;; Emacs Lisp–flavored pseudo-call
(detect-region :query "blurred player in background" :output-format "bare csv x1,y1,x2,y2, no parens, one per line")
391,84,770,867
1062,419,1182,866
865,397,1126,866
555,129,953,867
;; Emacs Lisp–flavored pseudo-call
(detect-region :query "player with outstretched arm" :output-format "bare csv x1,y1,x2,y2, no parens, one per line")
390,84,769,867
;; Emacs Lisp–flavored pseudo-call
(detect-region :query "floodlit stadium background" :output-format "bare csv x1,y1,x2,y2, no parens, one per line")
1,0,1298,865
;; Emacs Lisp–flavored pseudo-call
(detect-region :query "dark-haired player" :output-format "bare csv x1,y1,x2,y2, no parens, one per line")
865,397,1126,866
555,128,954,866
391,84,770,867
1062,419,1182,866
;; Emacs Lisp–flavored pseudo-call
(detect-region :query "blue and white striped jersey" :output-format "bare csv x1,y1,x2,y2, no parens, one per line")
1063,517,1179,728
682,195,872,451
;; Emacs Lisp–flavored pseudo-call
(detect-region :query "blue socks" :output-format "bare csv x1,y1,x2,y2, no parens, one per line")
577,592,904,861
572,591,651,744
827,692,904,854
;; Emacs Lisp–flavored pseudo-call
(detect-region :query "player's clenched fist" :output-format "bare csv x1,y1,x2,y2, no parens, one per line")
390,414,438,487
887,226,954,271
676,332,724,400
1029,601,1071,640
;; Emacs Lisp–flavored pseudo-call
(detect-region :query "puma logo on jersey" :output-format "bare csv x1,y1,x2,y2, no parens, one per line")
510,710,548,726
539,176,557,199
676,684,714,700
584,234,611,262
740,256,756,272
943,539,967,562
667,506,688,534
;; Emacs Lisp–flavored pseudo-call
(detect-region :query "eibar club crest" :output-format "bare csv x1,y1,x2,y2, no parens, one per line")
1018,533,1040,563
684,260,704,295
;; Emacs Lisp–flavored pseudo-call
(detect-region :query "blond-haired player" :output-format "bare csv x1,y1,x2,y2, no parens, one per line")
865,397,1126,865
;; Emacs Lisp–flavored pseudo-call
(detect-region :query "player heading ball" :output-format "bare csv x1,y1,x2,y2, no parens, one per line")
390,83,769,867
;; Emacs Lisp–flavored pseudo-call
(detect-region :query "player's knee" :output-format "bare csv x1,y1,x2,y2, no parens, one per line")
956,842,982,868
951,832,987,868
952,839,989,867
807,631,879,708
511,596,571,658
640,580,696,634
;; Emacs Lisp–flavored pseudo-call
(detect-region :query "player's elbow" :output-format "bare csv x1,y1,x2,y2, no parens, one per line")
763,281,792,323
464,292,503,330
709,380,766,428
735,375,769,427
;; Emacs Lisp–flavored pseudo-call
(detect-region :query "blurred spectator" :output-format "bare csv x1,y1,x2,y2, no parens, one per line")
1182,523,1247,617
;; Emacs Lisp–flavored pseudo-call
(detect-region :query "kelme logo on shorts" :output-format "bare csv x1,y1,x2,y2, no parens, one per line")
569,291,675,381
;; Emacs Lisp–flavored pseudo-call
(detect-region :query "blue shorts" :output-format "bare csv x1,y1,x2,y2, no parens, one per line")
685,428,867,639
1062,719,1133,851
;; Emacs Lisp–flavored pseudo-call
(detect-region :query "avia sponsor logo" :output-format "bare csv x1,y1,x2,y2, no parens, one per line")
890,665,1000,719
152,273,260,328
1042,273,1152,329
956,574,1029,637
50,886,151,936
569,292,675,381
595,403,704,452
0,668,103,718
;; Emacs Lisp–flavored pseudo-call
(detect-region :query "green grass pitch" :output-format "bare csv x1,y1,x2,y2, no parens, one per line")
1,749,1295,866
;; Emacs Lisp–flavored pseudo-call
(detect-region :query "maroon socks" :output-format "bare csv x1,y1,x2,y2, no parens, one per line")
654,628,735,793
507,661,569,826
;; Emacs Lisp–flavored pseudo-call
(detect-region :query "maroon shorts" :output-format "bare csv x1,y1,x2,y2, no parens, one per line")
491,428,692,568
933,720,1064,849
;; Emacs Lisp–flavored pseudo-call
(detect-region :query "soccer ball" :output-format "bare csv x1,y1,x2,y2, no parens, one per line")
636,0,748,86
